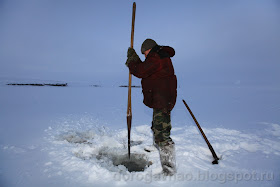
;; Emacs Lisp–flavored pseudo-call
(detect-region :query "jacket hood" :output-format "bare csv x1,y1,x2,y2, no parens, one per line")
150,45,175,58
162,46,175,57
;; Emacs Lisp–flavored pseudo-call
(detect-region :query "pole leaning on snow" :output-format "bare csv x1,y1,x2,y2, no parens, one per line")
182,99,219,164
127,2,136,159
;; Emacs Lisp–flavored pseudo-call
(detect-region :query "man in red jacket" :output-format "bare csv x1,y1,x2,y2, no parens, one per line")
126,39,177,176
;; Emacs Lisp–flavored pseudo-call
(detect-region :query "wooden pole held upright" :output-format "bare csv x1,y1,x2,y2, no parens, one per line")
127,2,136,159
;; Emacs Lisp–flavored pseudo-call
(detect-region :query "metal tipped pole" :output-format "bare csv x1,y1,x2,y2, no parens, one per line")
127,2,136,159
182,99,219,164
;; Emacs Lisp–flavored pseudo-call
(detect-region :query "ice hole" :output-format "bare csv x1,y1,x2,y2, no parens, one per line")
97,148,152,172
112,153,152,172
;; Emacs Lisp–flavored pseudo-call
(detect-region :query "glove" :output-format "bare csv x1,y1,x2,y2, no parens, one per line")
125,47,140,67
127,47,137,58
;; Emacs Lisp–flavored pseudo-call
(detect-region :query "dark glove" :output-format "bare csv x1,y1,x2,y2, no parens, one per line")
125,47,140,67
127,47,137,58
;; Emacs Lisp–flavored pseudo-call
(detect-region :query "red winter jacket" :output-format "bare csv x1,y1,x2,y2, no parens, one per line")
128,45,177,110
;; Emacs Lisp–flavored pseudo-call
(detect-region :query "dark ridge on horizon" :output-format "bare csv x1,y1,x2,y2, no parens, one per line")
119,85,141,88
7,83,68,87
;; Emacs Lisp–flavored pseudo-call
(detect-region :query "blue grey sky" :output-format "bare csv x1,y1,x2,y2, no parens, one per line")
0,0,279,86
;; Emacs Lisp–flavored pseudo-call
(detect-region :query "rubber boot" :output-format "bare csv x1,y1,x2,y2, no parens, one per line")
159,142,176,176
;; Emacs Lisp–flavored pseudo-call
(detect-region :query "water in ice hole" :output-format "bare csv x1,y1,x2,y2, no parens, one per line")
97,148,152,172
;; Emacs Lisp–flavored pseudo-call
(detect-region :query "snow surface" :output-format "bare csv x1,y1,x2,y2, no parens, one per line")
0,78,279,187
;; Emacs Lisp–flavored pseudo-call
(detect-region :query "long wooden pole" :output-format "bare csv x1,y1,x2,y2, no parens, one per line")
182,99,219,164
127,2,136,159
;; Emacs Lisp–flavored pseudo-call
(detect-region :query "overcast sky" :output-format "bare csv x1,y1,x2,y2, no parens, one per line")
0,0,279,86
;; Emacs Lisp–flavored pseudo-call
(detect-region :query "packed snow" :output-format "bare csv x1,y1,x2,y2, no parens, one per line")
0,79,279,187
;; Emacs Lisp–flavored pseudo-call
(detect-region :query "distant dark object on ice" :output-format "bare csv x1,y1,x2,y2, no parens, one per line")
7,83,68,87
45,83,68,87
119,85,141,88
90,85,101,87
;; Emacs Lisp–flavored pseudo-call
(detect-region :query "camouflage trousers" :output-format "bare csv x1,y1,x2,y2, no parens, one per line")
151,108,174,147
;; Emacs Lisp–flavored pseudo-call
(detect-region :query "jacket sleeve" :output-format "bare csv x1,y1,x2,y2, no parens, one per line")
128,56,162,78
